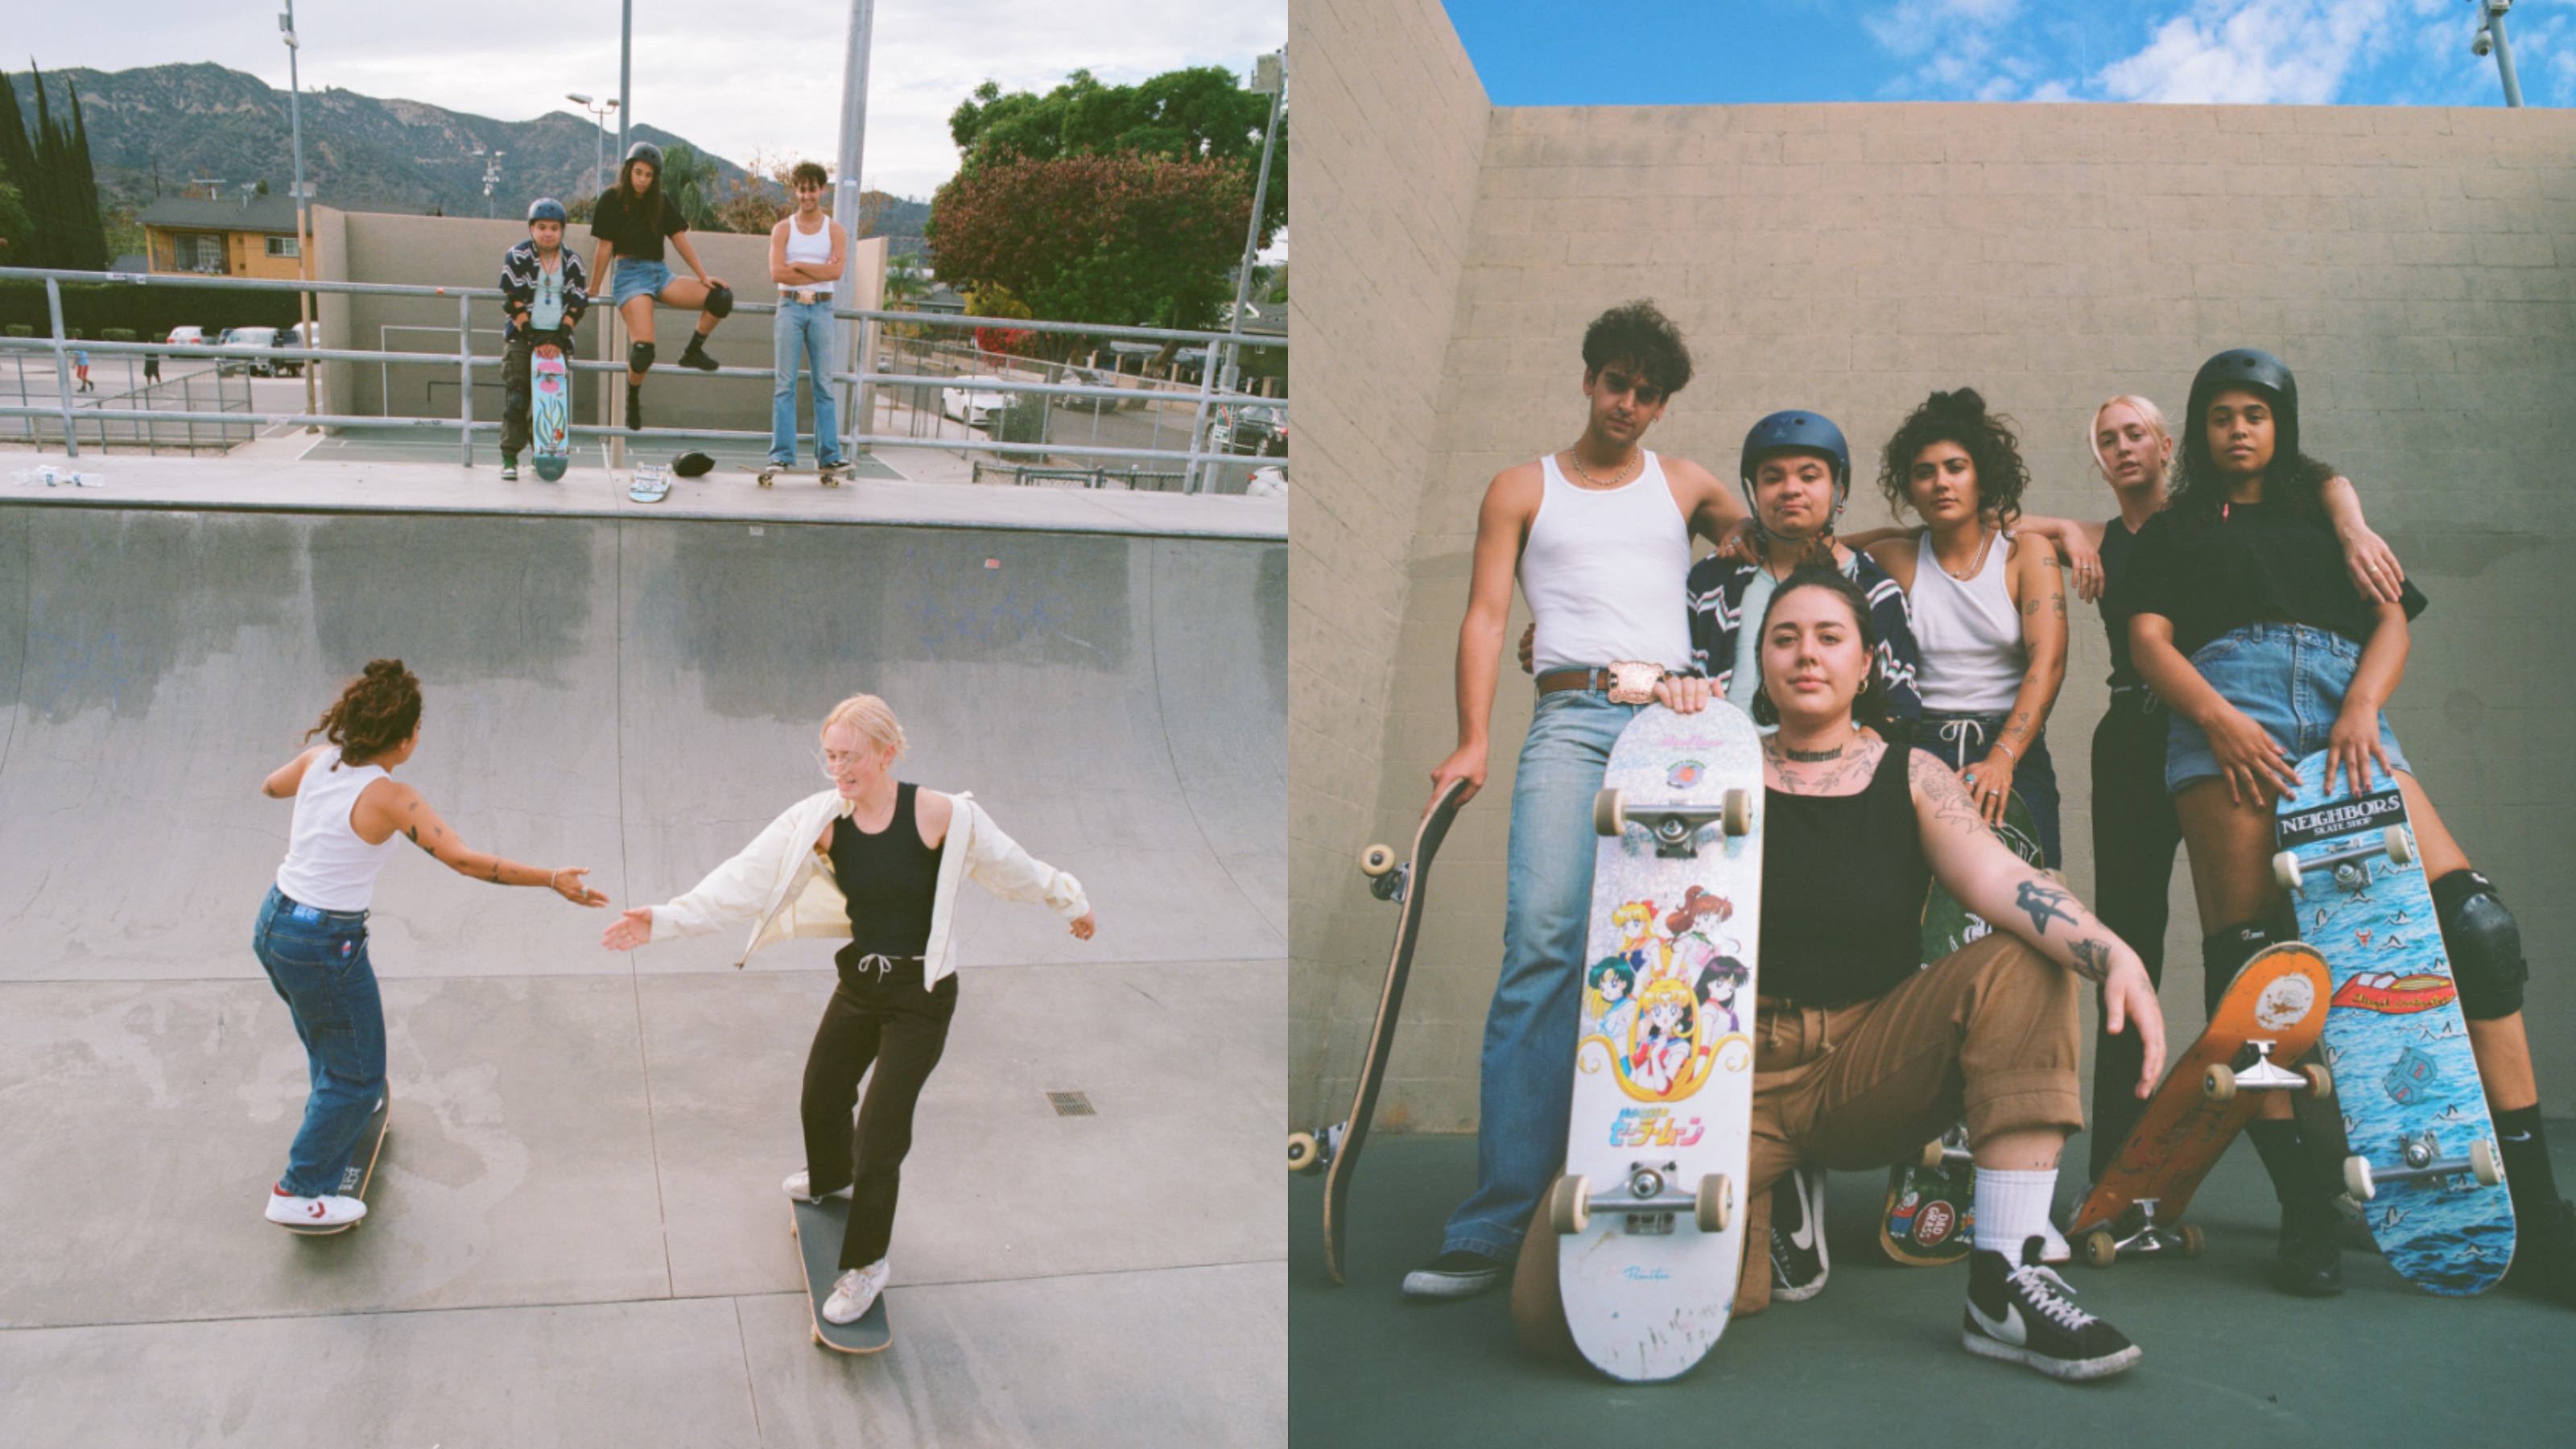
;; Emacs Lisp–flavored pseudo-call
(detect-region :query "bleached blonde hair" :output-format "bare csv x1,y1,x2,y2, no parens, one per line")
2089,394,2173,479
821,693,908,758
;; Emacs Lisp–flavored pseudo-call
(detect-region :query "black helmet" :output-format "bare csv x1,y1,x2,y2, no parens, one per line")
671,450,716,477
623,140,664,171
2186,348,2300,477
1739,409,1850,523
526,197,568,225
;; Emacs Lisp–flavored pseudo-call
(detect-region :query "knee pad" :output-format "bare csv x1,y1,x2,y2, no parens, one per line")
629,341,656,374
704,283,734,319
2202,919,2282,1018
2433,869,2527,1020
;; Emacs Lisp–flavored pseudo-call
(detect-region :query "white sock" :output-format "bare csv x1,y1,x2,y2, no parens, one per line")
1973,1168,2058,1255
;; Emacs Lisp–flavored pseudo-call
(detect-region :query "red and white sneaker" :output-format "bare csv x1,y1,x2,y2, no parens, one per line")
266,1184,367,1233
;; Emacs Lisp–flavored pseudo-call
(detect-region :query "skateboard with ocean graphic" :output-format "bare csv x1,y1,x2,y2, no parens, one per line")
2273,753,2513,1294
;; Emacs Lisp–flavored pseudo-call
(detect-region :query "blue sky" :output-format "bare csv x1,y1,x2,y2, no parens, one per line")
1442,0,2566,107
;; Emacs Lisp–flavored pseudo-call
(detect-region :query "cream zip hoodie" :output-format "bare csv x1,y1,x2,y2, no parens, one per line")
646,786,1088,986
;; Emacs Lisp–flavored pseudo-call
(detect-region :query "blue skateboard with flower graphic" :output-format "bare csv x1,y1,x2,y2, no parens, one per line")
530,345,571,481
2273,751,2513,1294
1536,704,1765,1382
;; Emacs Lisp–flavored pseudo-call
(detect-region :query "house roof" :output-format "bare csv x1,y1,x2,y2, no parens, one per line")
139,196,303,233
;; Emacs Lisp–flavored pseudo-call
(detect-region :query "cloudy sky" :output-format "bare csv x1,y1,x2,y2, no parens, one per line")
1445,0,2566,107
16,1,1286,199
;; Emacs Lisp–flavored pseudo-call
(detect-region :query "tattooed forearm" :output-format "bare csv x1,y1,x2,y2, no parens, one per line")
2015,878,2080,936
1913,751,1984,831
2068,937,2114,983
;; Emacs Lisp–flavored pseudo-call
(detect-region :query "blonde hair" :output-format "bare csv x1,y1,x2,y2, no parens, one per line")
2089,394,2172,478
821,693,907,758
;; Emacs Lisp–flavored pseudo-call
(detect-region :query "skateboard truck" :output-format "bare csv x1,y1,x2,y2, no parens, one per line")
2272,826,2412,894
2343,1129,2504,1200
1359,843,1410,903
2078,1197,2205,1268
1286,1120,1345,1176
2202,1040,2332,1104
1548,1163,1733,1236
1593,787,1753,859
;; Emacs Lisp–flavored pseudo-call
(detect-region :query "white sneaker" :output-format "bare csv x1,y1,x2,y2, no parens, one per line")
823,1259,889,1324
783,1170,853,1203
267,1184,367,1231
2039,1217,2072,1265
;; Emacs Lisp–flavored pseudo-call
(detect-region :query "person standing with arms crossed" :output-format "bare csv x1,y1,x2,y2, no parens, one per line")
766,161,850,475
588,142,731,432
1406,300,1748,1298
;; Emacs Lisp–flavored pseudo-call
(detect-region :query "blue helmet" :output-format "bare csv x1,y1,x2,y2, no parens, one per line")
1740,409,1851,516
527,197,568,225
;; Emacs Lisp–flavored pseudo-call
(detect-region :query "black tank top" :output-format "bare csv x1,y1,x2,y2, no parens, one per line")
2099,516,2146,693
1758,745,1931,1008
828,782,946,957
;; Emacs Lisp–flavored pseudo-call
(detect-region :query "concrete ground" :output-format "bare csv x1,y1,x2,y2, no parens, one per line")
1290,1133,2575,1445
0,462,1286,1446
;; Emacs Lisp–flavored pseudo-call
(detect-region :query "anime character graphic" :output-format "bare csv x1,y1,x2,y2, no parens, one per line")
1628,985,1699,1097
1689,947,1750,1039
1585,954,1641,1043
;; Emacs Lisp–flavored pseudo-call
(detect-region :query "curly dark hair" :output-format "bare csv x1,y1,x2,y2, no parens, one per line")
2168,383,2336,524
305,659,423,764
1748,567,1889,732
1875,387,2030,527
789,159,830,189
1580,299,1694,398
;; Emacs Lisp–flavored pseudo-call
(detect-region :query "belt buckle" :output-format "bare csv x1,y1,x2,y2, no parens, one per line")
1604,659,1662,706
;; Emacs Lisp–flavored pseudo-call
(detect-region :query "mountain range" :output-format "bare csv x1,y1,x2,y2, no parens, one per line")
8,62,928,248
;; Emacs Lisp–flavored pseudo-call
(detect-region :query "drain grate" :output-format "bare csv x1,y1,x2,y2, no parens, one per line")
1046,1091,1096,1117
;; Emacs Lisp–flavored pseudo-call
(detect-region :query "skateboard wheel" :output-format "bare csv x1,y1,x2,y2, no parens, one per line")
1918,1139,1946,1171
2301,1063,2333,1098
1592,788,1626,838
2471,1137,2503,1187
1721,788,1752,837
1695,1174,1732,1234
2383,826,2413,867
2270,851,2303,893
2202,1063,2236,1104
2083,1228,2117,1269
1359,844,1397,878
2343,1154,2376,1202
2178,1224,2207,1257
1548,1174,1591,1235
1286,1131,1322,1175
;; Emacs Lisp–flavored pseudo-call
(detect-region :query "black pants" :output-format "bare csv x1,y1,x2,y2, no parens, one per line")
801,952,958,1270
2086,696,2188,1181
499,327,576,458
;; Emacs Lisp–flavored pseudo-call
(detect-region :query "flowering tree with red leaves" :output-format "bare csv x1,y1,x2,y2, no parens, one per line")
927,152,1259,334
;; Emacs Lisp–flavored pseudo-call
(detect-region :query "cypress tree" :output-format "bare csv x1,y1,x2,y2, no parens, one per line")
56,78,105,270
0,68,44,267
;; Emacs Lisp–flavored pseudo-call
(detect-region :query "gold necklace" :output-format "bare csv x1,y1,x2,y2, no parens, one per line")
1565,448,1640,489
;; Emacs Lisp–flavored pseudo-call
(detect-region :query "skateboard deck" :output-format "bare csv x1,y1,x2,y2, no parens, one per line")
530,346,570,481
1290,776,1469,1285
2070,943,2333,1265
283,1093,390,1236
1549,704,1764,1382
2275,753,2513,1294
791,1196,892,1353
1880,791,2041,1265
740,463,847,488
627,464,671,504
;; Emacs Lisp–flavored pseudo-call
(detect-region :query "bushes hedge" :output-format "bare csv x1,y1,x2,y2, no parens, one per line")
0,279,299,345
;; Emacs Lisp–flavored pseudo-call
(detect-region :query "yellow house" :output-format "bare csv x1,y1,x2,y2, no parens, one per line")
138,196,305,280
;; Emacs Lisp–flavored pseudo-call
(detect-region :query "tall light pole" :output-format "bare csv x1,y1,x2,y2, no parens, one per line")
568,93,617,196
1202,49,1285,493
279,2,316,420
832,0,877,458
2471,1,2524,108
617,1,633,160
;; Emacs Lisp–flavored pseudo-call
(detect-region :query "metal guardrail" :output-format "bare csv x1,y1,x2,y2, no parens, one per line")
0,265,1286,492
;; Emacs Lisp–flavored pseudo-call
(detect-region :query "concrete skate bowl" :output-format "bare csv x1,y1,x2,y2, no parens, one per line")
0,502,1286,983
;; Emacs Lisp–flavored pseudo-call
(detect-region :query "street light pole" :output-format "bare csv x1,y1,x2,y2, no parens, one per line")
279,2,316,421
832,0,877,459
617,1,633,159
1202,49,1285,493
2472,1,2524,108
569,93,617,196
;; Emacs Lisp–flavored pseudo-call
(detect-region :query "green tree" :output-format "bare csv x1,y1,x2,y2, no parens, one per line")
0,70,49,267
947,65,1284,237
927,152,1257,333
656,141,722,232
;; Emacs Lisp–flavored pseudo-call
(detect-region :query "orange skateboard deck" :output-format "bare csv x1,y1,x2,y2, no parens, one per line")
2070,943,2332,1265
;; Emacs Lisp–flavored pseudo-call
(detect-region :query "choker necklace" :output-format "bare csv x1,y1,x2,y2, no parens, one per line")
1781,741,1845,762
1566,449,1639,489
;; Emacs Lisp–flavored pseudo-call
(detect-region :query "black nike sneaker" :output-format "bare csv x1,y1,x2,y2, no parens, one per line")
1402,1249,1504,1299
1963,1236,2142,1381
2505,1197,2576,1307
1769,1168,1830,1301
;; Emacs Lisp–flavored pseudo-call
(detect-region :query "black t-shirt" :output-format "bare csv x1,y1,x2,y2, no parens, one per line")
591,186,686,263
2113,500,2426,659
1758,745,1930,1008
2098,515,2147,692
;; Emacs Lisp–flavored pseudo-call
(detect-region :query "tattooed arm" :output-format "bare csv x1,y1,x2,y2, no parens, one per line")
1962,533,2069,826
350,780,609,906
1910,751,2165,1095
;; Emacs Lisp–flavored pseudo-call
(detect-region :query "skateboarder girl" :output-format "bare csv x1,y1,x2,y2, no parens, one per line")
587,142,733,433
599,694,1096,1328
254,660,608,1230
1409,300,1750,1299
766,160,850,475
498,197,591,481
2117,349,2574,1303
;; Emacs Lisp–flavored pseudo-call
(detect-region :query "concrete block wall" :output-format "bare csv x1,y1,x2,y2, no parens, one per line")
1286,0,1493,1112
1291,19,2576,1130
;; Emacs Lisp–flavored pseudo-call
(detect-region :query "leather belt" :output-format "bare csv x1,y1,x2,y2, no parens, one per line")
1537,667,1621,696
783,289,832,305
1535,660,1670,704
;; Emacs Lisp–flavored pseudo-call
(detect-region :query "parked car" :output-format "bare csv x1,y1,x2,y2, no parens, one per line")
215,326,279,377
163,325,209,351
1216,402,1288,458
941,384,1009,429
273,321,316,378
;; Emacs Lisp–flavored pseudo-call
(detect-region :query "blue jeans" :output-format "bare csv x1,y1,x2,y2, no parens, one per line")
1443,691,1646,1259
2165,622,2409,794
251,886,388,1198
770,299,844,467
1918,711,2062,869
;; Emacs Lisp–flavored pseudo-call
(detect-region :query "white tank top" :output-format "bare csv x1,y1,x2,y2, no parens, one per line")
1523,452,1695,675
275,747,401,911
1909,527,2026,713
782,215,834,295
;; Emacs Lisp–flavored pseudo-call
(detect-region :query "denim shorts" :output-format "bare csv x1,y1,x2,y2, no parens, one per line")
609,258,674,306
2165,622,2409,794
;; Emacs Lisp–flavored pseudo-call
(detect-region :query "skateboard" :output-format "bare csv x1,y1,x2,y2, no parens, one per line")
283,1093,390,1236
1288,775,1469,1285
2274,753,2514,1294
741,462,847,488
1879,791,2043,1265
1545,704,1764,1382
627,464,671,505
2070,943,2333,1265
530,345,571,481
791,1195,892,1353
